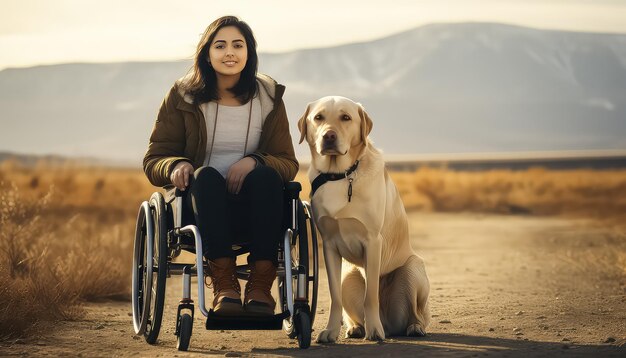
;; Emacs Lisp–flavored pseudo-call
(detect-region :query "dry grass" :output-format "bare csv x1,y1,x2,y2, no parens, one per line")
0,160,154,338
390,167,626,217
1,160,625,338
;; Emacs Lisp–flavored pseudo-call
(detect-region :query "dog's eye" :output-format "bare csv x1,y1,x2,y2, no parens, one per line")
341,114,351,121
314,114,324,121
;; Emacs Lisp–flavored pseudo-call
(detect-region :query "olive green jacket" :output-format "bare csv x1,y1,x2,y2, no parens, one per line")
143,74,298,187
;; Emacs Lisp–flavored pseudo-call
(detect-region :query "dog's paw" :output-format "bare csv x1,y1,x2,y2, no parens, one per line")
406,323,426,337
365,321,385,341
316,327,341,343
345,325,365,339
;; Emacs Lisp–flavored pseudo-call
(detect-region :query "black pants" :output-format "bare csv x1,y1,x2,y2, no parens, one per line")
185,165,284,264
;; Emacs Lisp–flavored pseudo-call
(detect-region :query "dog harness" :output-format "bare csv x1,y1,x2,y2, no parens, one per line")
310,160,360,202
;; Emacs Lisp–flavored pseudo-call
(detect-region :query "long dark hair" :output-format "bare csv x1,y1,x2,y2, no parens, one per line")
183,16,258,105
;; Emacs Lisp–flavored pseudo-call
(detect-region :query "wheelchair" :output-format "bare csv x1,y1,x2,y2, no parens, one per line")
131,181,319,351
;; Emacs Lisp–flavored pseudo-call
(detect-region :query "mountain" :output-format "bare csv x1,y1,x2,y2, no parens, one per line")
1,22,625,165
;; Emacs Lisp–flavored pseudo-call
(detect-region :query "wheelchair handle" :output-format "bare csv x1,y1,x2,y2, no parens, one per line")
285,181,301,200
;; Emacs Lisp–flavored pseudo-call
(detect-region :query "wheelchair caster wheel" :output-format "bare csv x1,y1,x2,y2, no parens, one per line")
294,310,311,349
176,313,193,351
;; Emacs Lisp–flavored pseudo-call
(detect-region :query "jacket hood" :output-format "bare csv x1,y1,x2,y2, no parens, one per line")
175,72,282,105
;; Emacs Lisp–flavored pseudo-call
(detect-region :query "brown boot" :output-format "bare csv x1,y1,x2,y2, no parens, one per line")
207,257,243,316
244,260,277,316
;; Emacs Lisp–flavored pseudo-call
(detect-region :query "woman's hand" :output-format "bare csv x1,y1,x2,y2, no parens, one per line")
170,161,193,190
226,157,257,194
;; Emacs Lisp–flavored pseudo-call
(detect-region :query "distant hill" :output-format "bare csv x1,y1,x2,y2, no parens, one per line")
1,22,625,165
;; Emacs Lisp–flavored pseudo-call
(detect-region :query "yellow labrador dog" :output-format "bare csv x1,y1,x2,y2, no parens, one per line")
298,96,430,342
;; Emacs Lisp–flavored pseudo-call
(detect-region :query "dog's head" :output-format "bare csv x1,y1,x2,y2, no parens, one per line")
298,96,373,158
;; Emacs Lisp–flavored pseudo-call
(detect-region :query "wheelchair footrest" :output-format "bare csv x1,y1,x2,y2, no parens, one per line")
205,310,290,330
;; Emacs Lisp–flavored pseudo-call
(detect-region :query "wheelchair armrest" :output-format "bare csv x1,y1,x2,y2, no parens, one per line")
285,181,302,200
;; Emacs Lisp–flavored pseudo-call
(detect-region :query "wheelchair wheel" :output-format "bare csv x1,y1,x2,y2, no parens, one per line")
279,200,319,344
176,313,193,351
302,201,319,326
131,192,169,344
132,201,152,335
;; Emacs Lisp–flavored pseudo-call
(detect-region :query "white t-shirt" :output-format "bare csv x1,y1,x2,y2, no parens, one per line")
201,97,263,177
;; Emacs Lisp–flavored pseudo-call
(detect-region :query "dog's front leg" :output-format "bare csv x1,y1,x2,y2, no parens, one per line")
316,242,343,343
364,235,385,341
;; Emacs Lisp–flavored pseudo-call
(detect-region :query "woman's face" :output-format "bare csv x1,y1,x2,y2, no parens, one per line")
208,26,248,79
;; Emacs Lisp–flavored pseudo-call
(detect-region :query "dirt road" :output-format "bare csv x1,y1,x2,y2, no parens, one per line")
2,212,625,357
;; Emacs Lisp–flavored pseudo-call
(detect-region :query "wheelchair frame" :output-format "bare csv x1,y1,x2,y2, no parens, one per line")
131,182,319,350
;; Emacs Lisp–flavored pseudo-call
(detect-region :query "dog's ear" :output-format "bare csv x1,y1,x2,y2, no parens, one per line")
297,103,311,144
358,104,373,146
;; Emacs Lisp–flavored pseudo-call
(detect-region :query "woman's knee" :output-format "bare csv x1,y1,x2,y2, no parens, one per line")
192,166,224,186
245,165,283,189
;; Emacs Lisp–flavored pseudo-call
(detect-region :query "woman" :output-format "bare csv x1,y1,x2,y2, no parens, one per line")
143,16,298,316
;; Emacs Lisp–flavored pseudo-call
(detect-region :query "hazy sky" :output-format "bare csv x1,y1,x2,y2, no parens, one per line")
2,0,626,70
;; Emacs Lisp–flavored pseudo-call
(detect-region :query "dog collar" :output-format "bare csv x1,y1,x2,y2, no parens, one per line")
310,160,360,201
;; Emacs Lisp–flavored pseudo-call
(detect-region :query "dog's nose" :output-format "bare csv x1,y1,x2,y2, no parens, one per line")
323,130,337,143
